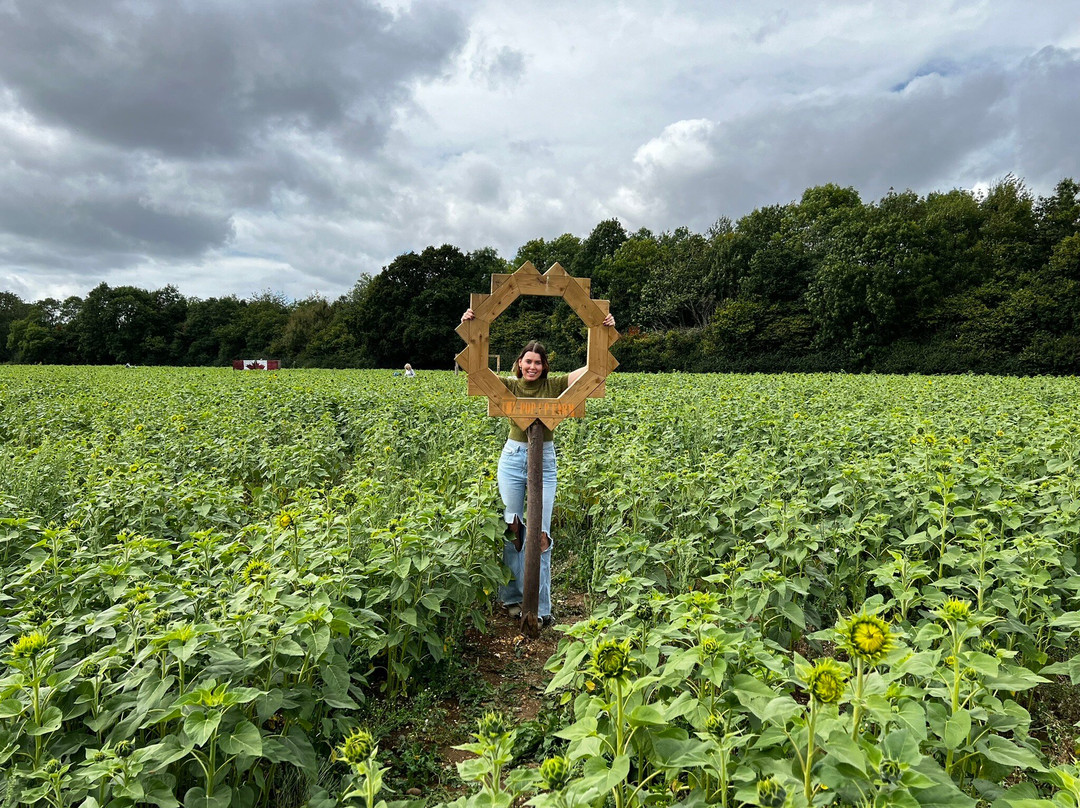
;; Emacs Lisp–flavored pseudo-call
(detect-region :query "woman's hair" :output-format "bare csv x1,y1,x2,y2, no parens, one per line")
514,341,549,379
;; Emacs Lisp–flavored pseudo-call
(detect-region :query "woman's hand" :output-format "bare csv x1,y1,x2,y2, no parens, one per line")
461,308,474,322
603,313,615,328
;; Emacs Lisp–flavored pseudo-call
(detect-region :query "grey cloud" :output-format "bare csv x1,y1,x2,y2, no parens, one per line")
616,62,1019,228
0,0,467,283
1012,47,1080,187
471,45,527,89
0,0,467,158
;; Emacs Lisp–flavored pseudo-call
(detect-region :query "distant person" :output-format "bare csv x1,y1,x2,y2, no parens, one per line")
460,306,615,627
404,363,416,378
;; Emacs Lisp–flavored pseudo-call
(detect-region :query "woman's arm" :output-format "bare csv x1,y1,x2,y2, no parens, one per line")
567,313,616,385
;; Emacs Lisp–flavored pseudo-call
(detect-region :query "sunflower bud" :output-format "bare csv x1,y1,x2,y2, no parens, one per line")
540,755,572,791
242,559,272,586
939,598,971,624
756,776,786,807
10,630,48,660
339,728,375,765
840,613,894,666
704,711,727,740
475,711,510,742
804,658,848,705
879,758,902,785
591,638,632,680
42,759,62,775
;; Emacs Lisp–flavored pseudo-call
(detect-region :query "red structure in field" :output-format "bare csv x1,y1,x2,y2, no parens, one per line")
231,359,281,370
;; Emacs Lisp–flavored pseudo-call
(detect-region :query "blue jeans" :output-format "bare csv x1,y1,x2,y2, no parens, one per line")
496,439,556,617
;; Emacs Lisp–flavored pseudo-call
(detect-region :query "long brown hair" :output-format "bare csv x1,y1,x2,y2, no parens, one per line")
514,341,549,379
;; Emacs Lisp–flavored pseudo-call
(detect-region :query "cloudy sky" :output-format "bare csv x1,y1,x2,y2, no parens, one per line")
2,0,1079,303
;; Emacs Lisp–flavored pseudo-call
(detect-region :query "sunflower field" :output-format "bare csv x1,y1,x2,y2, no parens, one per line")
3,366,1080,808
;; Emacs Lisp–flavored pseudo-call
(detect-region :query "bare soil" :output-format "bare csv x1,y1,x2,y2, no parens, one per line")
437,591,590,769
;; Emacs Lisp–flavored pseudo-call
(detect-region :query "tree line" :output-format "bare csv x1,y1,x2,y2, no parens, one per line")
3,175,1079,374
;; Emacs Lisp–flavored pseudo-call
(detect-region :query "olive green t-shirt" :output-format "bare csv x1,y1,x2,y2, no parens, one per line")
501,375,570,442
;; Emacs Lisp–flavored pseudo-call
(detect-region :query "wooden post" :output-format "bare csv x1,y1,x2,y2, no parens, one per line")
519,420,544,636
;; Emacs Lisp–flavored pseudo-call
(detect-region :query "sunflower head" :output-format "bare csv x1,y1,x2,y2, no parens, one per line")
540,755,572,791
475,711,510,742
10,630,48,660
704,711,727,740
840,613,895,665
242,559,272,586
277,512,295,530
939,598,971,624
804,657,848,705
756,776,786,808
339,728,375,765
591,638,633,680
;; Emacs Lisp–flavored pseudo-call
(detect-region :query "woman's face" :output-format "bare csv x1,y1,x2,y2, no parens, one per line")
519,351,544,381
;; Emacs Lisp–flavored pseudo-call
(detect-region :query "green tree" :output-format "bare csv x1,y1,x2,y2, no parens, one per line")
640,227,716,329
181,296,245,365
354,245,499,368
71,283,187,364
594,229,660,328
572,219,628,278
273,296,333,366
1035,178,1080,256
0,291,29,362
512,234,580,273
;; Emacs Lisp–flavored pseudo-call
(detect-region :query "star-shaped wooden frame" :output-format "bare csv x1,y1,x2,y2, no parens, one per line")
455,261,620,431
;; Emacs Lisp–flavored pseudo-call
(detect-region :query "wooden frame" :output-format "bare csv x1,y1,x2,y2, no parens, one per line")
455,261,619,431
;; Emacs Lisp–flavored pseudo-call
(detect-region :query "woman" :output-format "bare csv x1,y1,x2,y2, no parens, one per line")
460,307,615,625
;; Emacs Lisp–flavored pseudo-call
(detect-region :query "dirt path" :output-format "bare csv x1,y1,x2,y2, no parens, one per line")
464,592,588,717
439,592,590,770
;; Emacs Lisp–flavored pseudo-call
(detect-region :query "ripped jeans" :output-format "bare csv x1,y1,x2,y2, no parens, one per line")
496,438,556,617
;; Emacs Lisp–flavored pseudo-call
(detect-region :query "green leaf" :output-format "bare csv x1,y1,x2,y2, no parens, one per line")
140,734,196,768
731,673,776,708
580,753,630,791
184,709,222,747
627,704,666,727
650,734,712,768
944,709,971,750
978,736,1047,772
183,786,232,808
219,720,263,758
27,705,63,735
546,644,589,692
984,668,1048,691
824,730,868,774
0,699,23,719
1050,611,1080,629
780,599,805,628
274,638,304,657
893,650,941,678
320,661,359,709
261,728,317,772
895,700,928,741
759,695,801,725
556,715,598,741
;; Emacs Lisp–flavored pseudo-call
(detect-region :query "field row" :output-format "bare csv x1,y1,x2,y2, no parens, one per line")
2,367,1080,807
